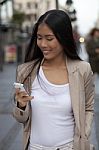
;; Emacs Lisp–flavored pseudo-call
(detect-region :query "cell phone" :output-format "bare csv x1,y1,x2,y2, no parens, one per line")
13,82,26,92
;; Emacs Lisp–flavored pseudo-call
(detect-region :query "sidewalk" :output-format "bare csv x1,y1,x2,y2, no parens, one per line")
0,64,23,150
0,63,99,150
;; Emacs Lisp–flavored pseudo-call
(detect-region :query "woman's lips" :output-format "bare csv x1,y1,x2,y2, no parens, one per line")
42,50,50,55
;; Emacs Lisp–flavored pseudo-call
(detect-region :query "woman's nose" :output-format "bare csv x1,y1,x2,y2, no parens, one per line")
41,39,47,47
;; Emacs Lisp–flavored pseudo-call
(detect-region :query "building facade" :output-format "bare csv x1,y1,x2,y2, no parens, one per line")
13,0,56,30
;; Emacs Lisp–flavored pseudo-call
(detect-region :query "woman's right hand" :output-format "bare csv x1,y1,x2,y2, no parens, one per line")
15,88,34,108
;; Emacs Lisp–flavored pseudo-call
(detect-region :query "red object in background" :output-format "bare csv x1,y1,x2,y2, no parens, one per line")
4,44,17,63
73,30,80,42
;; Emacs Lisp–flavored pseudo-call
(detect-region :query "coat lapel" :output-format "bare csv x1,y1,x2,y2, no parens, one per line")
66,58,80,132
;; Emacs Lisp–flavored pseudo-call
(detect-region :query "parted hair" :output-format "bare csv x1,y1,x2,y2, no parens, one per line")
25,9,80,63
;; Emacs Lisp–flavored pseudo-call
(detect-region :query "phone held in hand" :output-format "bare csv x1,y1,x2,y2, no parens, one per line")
13,82,26,92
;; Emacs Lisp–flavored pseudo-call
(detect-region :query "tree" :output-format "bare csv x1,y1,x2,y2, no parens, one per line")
11,10,26,28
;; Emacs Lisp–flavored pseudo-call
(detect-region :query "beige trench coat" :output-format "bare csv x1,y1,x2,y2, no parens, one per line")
13,58,95,150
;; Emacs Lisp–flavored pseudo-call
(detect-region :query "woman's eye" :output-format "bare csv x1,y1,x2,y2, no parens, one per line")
47,38,54,41
37,36,54,41
37,37,42,40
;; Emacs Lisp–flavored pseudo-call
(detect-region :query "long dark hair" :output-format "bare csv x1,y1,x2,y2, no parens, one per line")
24,9,81,63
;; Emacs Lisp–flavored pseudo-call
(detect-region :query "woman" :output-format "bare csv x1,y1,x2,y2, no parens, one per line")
13,10,95,150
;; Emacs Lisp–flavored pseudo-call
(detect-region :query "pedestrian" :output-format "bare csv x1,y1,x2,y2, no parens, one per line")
73,25,80,49
85,27,99,74
13,9,95,150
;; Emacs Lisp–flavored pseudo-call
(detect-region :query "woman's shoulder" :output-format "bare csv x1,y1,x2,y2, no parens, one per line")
17,60,35,72
77,60,90,67
18,59,40,70
68,57,92,73
76,60,93,75
16,59,39,80
70,58,91,69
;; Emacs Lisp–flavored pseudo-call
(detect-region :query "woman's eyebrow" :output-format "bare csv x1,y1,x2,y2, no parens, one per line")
45,34,55,37
37,34,54,37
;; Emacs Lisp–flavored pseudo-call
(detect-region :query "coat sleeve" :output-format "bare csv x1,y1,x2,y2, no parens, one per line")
12,65,31,123
84,63,95,138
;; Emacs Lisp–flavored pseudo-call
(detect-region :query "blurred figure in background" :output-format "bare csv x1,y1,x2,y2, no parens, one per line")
73,25,80,50
85,27,99,75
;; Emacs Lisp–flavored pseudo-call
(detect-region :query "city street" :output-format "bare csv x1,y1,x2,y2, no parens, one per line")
0,63,23,150
0,53,99,150
0,0,99,149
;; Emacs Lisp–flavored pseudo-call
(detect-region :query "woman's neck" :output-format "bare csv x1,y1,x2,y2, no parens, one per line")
42,56,66,69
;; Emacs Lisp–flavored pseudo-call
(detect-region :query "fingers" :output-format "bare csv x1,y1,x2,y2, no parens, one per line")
19,96,33,103
15,88,28,96
15,89,34,104
15,88,20,94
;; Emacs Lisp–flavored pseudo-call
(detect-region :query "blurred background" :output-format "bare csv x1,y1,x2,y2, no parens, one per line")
0,0,99,150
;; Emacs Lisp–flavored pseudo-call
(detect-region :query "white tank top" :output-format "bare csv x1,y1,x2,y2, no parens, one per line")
29,67,75,149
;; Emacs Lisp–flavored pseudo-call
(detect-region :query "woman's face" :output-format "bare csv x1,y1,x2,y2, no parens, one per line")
37,23,64,60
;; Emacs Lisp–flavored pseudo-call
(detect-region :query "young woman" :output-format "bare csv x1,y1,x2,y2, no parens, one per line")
13,10,95,150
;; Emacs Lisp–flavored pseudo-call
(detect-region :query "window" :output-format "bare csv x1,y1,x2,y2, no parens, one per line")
34,3,38,9
27,2,31,9
18,3,22,9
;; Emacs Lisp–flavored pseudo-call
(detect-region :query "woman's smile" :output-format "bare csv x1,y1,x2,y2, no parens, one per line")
42,49,51,55
37,24,64,60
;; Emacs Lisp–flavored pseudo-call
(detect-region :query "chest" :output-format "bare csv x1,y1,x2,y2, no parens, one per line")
42,67,69,85
31,76,72,116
